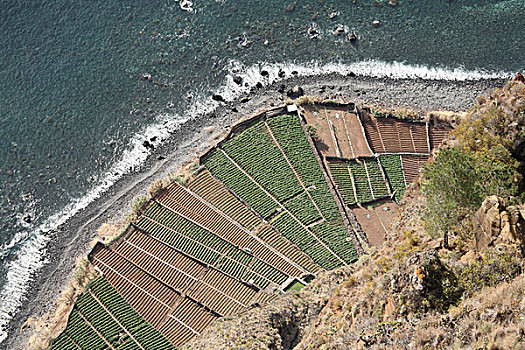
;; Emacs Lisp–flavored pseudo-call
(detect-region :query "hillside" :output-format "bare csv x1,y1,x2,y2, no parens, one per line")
184,75,525,349
27,74,525,350
184,74,525,349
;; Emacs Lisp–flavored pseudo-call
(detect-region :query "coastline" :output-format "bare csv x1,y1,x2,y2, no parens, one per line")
3,72,507,350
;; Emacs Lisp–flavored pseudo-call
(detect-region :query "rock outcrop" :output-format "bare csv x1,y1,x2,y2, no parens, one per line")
473,195,525,251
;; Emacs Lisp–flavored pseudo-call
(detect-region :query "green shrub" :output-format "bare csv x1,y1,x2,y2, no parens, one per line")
130,195,148,215
456,251,522,297
421,147,520,242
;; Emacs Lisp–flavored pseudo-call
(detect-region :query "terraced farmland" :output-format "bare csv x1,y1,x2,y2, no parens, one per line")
429,125,453,149
203,114,358,270
401,155,429,185
301,106,373,158
50,277,175,350
267,114,343,223
186,170,321,275
379,154,406,202
360,109,430,154
52,102,450,349
328,158,390,205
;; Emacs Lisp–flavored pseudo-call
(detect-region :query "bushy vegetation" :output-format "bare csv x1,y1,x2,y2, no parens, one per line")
422,147,520,243
422,77,525,245
456,251,522,297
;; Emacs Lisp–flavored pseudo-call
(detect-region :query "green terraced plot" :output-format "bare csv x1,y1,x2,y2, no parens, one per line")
50,277,174,350
202,148,278,219
347,161,373,203
283,191,321,226
364,159,389,198
328,161,357,205
222,122,304,203
271,213,342,270
310,223,358,264
329,158,390,205
267,114,342,224
139,202,288,288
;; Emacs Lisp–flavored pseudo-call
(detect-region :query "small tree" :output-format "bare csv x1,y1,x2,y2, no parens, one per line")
422,147,520,248
422,148,481,247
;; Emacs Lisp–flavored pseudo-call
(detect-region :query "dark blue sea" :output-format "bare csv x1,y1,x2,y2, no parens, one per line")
0,0,524,342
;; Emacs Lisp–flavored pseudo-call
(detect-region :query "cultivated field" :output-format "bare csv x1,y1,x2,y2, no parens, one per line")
50,102,451,349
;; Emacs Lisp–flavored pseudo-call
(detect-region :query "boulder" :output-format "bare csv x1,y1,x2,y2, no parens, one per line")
473,196,525,251
140,73,152,81
307,23,320,39
514,72,525,83
472,196,503,250
347,31,358,42
500,205,525,247
391,250,460,312
233,76,243,85
212,94,225,103
286,85,304,99
22,214,32,224
333,24,345,36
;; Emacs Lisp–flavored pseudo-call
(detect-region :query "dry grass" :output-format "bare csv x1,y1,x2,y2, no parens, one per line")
96,221,129,245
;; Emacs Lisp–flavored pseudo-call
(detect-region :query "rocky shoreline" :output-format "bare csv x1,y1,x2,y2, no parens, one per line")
2,72,506,350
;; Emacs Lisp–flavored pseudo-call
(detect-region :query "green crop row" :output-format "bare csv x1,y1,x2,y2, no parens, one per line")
222,122,304,203
140,202,288,287
347,161,374,203
328,161,357,206
136,216,222,267
50,277,174,350
330,158,392,205
202,149,278,219
282,191,322,225
271,213,342,270
379,155,406,202
267,114,343,223
310,223,358,264
363,159,390,198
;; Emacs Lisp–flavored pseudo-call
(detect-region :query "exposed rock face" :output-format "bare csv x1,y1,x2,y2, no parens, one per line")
185,267,355,350
473,195,503,249
391,250,460,313
473,195,525,251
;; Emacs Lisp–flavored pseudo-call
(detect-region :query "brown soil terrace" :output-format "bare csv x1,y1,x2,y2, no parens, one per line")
46,101,452,349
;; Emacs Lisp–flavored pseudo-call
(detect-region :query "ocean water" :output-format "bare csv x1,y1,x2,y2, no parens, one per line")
0,0,523,342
